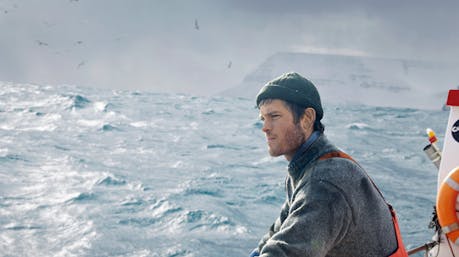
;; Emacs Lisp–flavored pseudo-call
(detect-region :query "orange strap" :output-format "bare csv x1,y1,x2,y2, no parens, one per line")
319,151,355,161
319,151,408,257
389,206,409,257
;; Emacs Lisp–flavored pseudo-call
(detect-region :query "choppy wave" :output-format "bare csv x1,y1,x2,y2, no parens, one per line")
0,82,448,256
66,94,91,109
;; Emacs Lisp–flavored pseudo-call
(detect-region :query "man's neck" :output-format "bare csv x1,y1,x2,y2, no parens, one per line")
287,131,321,163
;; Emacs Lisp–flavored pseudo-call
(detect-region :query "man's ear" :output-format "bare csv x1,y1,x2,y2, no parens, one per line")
301,108,316,132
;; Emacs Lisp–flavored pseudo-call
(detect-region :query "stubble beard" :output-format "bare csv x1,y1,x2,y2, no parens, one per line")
268,123,306,158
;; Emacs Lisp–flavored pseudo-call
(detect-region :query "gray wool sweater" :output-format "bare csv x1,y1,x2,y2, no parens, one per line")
257,134,398,257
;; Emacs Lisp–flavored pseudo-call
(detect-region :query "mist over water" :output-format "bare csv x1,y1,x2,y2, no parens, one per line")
0,82,448,256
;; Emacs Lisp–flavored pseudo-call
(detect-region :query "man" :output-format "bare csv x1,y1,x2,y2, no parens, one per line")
250,72,407,257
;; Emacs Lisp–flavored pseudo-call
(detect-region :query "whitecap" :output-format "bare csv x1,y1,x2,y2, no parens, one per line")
171,161,184,168
0,148,9,157
4,222,42,231
120,197,145,206
150,199,183,219
77,119,104,127
382,148,397,154
93,101,107,112
172,135,181,142
129,249,153,257
346,122,370,130
20,123,57,132
0,124,15,130
251,156,286,166
96,175,126,186
7,111,61,132
189,122,199,130
66,192,96,203
130,121,148,128
162,246,191,257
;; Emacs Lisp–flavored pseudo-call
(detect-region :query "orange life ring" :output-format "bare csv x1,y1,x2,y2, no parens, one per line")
437,166,459,244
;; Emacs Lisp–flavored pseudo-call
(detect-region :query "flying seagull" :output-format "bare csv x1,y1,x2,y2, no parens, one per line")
36,40,49,46
77,61,85,69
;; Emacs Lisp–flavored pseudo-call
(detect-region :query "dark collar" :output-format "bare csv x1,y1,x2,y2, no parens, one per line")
287,133,338,180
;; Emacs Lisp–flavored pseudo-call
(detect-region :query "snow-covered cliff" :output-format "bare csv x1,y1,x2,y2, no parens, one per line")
221,52,459,109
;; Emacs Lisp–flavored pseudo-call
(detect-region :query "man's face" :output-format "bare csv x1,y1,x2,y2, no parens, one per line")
259,99,306,161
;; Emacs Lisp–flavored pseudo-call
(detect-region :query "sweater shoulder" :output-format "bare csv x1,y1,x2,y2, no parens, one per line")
309,156,366,185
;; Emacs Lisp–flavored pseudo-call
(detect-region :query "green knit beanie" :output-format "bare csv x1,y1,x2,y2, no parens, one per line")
256,72,323,121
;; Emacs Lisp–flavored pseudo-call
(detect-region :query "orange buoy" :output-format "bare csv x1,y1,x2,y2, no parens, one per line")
437,166,459,244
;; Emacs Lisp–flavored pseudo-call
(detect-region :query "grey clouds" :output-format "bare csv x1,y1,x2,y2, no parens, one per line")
1,0,458,95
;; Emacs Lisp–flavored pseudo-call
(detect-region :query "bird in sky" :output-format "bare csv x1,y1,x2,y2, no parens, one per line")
194,19,199,30
77,61,85,69
36,40,49,46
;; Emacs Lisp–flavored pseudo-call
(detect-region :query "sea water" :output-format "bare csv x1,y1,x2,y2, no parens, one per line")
0,82,448,256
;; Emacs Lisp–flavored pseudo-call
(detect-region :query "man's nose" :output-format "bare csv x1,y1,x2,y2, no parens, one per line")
262,120,270,133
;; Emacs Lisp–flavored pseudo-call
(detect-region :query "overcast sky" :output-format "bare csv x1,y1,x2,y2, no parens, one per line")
1,0,458,95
